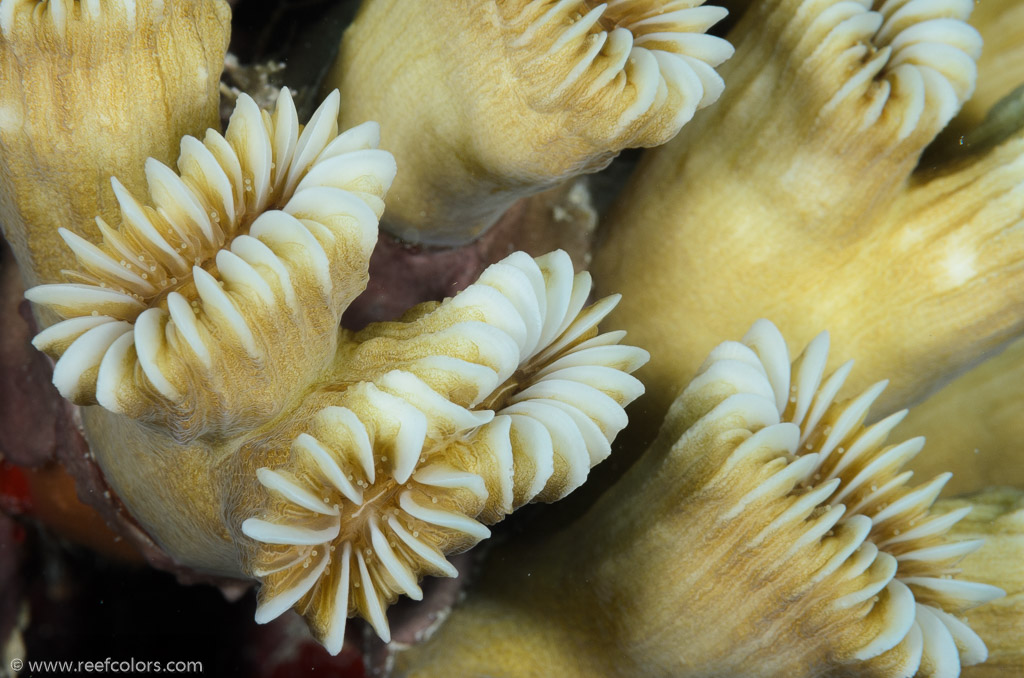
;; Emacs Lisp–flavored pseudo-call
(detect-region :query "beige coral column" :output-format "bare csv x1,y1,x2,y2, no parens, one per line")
326,0,733,245
883,0,1024,495
0,0,231,289
592,0,1024,433
898,336,1024,495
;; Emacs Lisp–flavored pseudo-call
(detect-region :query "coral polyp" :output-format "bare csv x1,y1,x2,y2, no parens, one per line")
3,77,649,658
391,321,1003,677
328,0,734,244
592,0,1024,432
500,0,734,144
27,89,391,440
239,250,646,650
682,320,1004,674
242,396,494,649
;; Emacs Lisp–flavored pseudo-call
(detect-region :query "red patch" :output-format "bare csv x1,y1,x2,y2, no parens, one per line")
0,461,33,515
266,642,364,678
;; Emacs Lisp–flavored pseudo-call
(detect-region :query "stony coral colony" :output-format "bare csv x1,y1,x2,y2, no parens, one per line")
0,0,1021,677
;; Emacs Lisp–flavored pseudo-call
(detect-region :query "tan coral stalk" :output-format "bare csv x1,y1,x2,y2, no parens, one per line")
593,0,1024,427
0,0,230,289
893,17,1024,497
21,89,399,573
933,487,1024,677
325,0,733,245
21,90,649,654
392,320,1002,677
898,336,1024,495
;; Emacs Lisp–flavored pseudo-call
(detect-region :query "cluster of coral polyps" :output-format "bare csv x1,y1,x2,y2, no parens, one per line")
0,0,1021,676
10,72,649,651
391,322,1006,676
